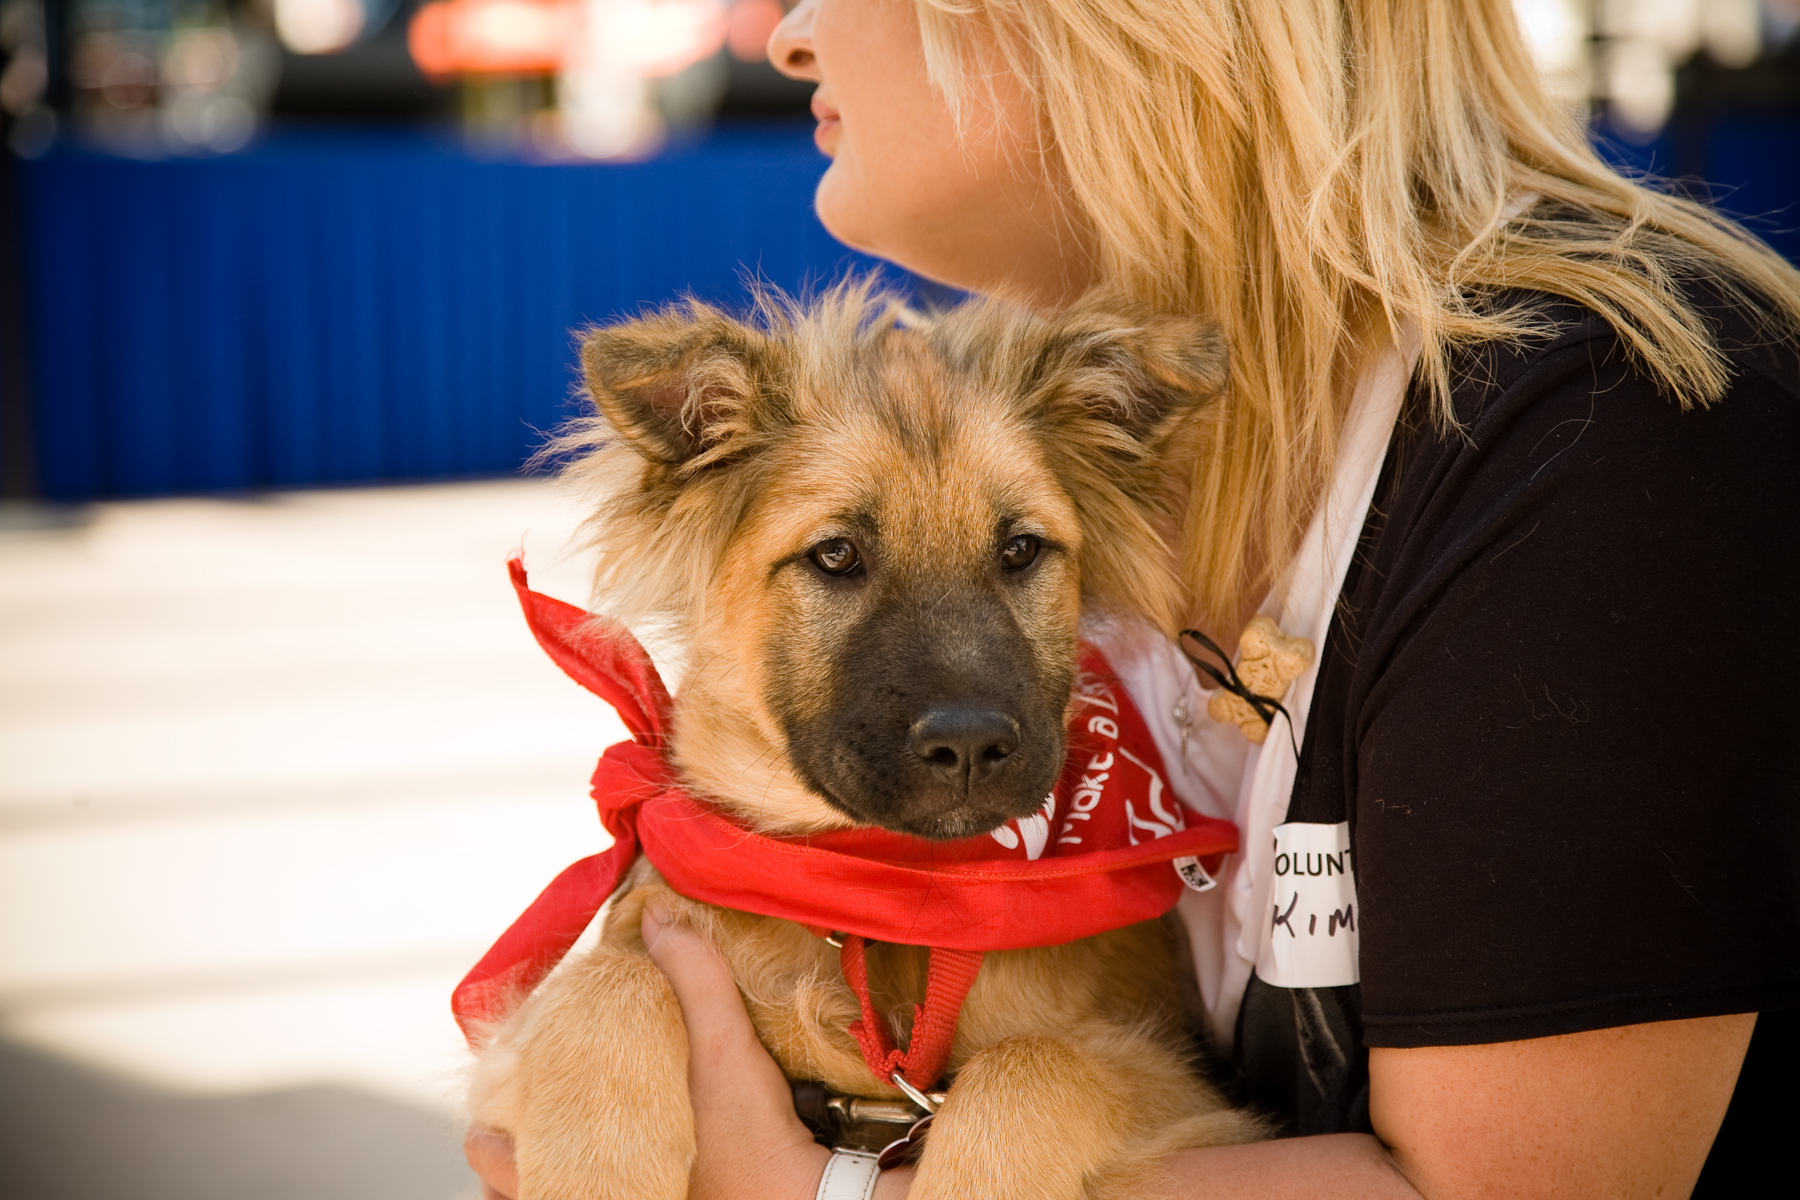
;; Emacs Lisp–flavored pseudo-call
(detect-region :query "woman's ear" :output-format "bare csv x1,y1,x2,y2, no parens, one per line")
581,304,787,468
1025,308,1228,441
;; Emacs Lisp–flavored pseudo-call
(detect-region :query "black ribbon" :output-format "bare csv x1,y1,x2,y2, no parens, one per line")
1178,628,1302,759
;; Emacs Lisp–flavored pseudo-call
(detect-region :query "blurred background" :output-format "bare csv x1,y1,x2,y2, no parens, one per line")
0,2,1795,1198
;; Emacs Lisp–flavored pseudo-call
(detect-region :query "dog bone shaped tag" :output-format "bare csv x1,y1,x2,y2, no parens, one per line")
1204,615,1315,745
876,1116,933,1170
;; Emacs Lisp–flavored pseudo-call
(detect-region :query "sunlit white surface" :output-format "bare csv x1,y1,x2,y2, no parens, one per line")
276,0,366,54
0,479,622,1114
1518,0,1777,136
1514,0,1592,111
6,977,476,1110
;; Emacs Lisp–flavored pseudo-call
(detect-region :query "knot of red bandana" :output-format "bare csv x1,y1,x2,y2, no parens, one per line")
452,559,1239,1091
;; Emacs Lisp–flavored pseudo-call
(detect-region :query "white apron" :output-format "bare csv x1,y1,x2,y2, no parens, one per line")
1172,322,1423,1049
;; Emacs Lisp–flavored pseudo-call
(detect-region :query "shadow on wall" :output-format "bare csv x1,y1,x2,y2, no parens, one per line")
0,1037,473,1200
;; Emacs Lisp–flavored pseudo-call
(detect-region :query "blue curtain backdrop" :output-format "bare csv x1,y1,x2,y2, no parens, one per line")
18,123,911,500
15,117,1800,501
1597,117,1800,265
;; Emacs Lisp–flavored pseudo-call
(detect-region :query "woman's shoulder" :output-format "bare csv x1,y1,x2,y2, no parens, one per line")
1388,281,1800,507
1333,282,1800,1056
1364,276,1799,664
1441,280,1800,427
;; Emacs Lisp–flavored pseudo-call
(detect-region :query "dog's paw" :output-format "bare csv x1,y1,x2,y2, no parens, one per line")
907,1035,1131,1200
908,1027,1262,1200
499,945,696,1200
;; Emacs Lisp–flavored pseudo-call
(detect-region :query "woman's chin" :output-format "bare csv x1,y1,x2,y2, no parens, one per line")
811,163,987,298
811,166,882,259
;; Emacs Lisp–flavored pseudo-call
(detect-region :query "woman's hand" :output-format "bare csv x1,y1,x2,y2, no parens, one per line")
639,899,840,1200
463,1125,519,1200
461,903,912,1200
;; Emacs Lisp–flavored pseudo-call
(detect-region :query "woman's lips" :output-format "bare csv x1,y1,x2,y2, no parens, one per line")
811,95,841,152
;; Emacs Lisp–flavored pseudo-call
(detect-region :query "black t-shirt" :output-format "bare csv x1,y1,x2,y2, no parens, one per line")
1232,285,1800,1189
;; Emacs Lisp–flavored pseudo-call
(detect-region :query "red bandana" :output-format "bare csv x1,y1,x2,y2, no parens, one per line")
453,560,1239,1089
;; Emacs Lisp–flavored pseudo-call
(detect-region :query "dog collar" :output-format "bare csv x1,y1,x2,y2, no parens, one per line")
453,559,1239,1091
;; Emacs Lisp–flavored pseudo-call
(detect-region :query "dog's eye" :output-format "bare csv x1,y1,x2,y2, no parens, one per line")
808,539,862,577
1000,535,1041,572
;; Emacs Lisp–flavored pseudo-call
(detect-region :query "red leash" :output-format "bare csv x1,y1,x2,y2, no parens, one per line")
840,938,985,1092
453,559,1238,1091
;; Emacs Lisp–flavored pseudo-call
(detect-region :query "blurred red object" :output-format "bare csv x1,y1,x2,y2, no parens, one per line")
725,0,781,62
410,0,731,81
409,0,580,78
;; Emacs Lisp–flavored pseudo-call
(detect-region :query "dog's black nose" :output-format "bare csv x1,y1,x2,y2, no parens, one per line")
909,706,1020,786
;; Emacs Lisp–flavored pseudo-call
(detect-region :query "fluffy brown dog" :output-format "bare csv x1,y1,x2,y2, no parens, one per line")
467,286,1267,1200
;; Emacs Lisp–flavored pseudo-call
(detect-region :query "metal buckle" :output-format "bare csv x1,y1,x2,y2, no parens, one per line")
791,1079,947,1154
888,1071,939,1114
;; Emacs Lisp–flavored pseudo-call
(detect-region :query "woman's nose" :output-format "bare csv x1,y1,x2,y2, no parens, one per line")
768,0,820,80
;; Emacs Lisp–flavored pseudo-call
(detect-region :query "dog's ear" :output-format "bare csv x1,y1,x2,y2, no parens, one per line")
581,305,784,468
1024,309,1227,441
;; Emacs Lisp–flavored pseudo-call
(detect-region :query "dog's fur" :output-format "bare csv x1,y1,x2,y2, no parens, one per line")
467,286,1267,1200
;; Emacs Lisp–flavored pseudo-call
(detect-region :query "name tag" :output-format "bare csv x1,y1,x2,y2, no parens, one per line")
1256,821,1359,988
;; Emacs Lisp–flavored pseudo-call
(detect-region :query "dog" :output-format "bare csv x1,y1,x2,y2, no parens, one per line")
465,284,1268,1200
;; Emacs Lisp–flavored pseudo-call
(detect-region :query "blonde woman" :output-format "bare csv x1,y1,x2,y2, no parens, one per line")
467,1,1799,1196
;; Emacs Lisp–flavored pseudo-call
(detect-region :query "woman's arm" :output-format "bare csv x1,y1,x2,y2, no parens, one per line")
1148,1016,1751,1200
465,904,1751,1200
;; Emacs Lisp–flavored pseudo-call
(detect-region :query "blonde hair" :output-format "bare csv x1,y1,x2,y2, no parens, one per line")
912,0,1800,624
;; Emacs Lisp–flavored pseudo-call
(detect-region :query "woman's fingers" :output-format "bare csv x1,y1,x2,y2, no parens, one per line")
641,900,789,1104
463,1125,518,1200
641,900,830,1200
